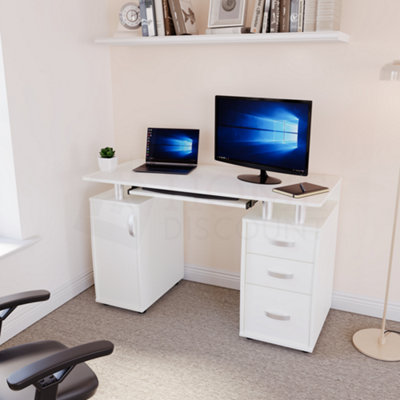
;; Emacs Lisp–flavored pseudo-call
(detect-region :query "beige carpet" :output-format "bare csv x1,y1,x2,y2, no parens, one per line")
3,281,400,400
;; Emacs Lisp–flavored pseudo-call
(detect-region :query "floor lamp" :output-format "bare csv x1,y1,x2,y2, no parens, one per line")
352,59,400,361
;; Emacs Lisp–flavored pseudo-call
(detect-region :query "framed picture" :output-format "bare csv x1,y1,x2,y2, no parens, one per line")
208,0,247,28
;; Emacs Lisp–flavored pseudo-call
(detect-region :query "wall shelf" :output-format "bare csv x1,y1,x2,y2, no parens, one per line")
95,31,349,46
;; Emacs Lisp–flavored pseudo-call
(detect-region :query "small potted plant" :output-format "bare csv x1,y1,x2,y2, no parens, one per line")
98,147,118,172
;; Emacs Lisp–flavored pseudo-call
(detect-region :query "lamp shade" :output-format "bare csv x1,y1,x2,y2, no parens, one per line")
380,59,400,81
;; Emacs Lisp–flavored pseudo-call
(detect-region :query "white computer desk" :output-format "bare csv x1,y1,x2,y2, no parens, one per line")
83,160,341,352
84,159,341,223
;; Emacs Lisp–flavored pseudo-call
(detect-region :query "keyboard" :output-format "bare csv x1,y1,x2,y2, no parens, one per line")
141,187,239,201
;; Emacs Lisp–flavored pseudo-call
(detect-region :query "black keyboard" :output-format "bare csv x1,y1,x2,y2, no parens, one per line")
141,187,239,201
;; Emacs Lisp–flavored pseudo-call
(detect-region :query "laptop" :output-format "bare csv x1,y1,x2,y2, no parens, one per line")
133,127,200,175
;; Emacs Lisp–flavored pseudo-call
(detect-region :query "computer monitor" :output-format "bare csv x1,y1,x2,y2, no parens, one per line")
214,95,312,184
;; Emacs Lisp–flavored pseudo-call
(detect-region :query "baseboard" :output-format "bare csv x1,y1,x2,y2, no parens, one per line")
184,264,240,290
330,291,400,323
184,264,400,323
1,270,94,344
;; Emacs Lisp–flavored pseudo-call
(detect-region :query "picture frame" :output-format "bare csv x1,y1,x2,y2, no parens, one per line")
208,0,247,28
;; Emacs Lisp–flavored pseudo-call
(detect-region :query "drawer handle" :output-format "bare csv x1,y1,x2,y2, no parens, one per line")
268,239,296,248
267,270,294,280
265,311,291,321
127,214,135,237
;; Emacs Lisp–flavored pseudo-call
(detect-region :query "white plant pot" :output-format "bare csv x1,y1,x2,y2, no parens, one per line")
98,156,118,172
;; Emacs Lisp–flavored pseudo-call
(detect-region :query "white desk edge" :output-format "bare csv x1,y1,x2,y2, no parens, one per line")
83,160,342,223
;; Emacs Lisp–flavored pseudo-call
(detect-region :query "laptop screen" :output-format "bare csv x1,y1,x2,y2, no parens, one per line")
146,128,199,165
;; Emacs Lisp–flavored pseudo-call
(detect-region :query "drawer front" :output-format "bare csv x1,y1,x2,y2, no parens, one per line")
245,222,316,262
242,285,310,347
245,253,313,294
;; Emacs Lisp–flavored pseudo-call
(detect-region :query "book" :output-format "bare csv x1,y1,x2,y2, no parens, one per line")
168,0,197,35
289,0,304,32
162,0,176,35
279,0,291,32
272,182,329,198
206,27,250,35
270,0,280,32
154,0,165,36
303,0,317,31
139,0,157,37
250,0,265,33
261,0,271,33
297,0,305,31
316,0,342,31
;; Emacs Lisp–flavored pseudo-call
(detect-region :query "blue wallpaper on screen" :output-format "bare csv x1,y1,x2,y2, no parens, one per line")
147,128,199,163
216,97,311,172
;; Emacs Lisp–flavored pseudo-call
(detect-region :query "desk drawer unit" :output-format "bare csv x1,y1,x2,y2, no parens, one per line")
240,203,339,352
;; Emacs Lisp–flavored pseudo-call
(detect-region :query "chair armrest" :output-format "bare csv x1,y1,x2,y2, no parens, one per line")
7,340,114,391
0,290,50,313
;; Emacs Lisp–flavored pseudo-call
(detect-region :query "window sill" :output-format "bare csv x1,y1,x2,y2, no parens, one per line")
0,236,40,259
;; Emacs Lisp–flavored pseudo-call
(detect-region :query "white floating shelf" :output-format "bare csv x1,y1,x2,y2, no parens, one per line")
95,31,349,46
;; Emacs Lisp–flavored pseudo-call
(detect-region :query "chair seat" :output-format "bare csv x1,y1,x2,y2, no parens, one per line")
0,340,98,400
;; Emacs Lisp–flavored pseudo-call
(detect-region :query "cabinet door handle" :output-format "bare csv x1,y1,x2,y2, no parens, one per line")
267,270,294,280
265,311,291,321
268,239,296,248
127,214,135,237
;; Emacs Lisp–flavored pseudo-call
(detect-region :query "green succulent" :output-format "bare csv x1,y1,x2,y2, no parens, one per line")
99,147,115,159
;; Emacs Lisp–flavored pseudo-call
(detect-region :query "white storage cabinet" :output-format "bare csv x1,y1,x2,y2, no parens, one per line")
240,201,339,352
90,190,184,313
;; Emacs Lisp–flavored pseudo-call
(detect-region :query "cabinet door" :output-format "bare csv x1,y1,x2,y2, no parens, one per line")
90,199,140,310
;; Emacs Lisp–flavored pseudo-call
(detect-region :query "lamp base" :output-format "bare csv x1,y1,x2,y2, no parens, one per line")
352,328,400,361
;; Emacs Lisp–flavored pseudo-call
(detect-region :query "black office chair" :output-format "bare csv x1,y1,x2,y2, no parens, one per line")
0,290,113,400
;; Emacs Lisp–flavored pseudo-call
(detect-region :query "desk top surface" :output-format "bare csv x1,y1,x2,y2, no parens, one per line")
83,160,341,207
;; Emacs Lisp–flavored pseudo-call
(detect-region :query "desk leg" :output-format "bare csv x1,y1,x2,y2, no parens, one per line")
114,184,123,200
262,201,273,220
295,205,306,224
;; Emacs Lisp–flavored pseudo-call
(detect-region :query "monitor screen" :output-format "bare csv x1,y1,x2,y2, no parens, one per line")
146,127,199,164
215,95,312,184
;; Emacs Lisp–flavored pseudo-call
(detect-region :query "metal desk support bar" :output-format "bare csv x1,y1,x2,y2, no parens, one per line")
295,204,306,225
262,201,273,220
114,184,123,200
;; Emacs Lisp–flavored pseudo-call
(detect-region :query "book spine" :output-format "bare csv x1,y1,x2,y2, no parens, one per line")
279,0,291,32
168,0,186,35
289,0,299,32
146,0,158,36
162,0,176,35
270,0,280,33
316,0,342,31
297,0,304,32
139,0,149,36
261,0,271,33
303,0,317,31
154,0,165,36
250,0,265,33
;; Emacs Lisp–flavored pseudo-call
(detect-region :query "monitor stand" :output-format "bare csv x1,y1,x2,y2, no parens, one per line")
238,169,281,185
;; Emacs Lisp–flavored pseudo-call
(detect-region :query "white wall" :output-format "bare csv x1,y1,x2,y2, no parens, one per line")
0,0,114,342
108,0,400,306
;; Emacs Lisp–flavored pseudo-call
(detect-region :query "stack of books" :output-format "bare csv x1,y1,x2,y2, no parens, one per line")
247,0,341,34
139,0,198,37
